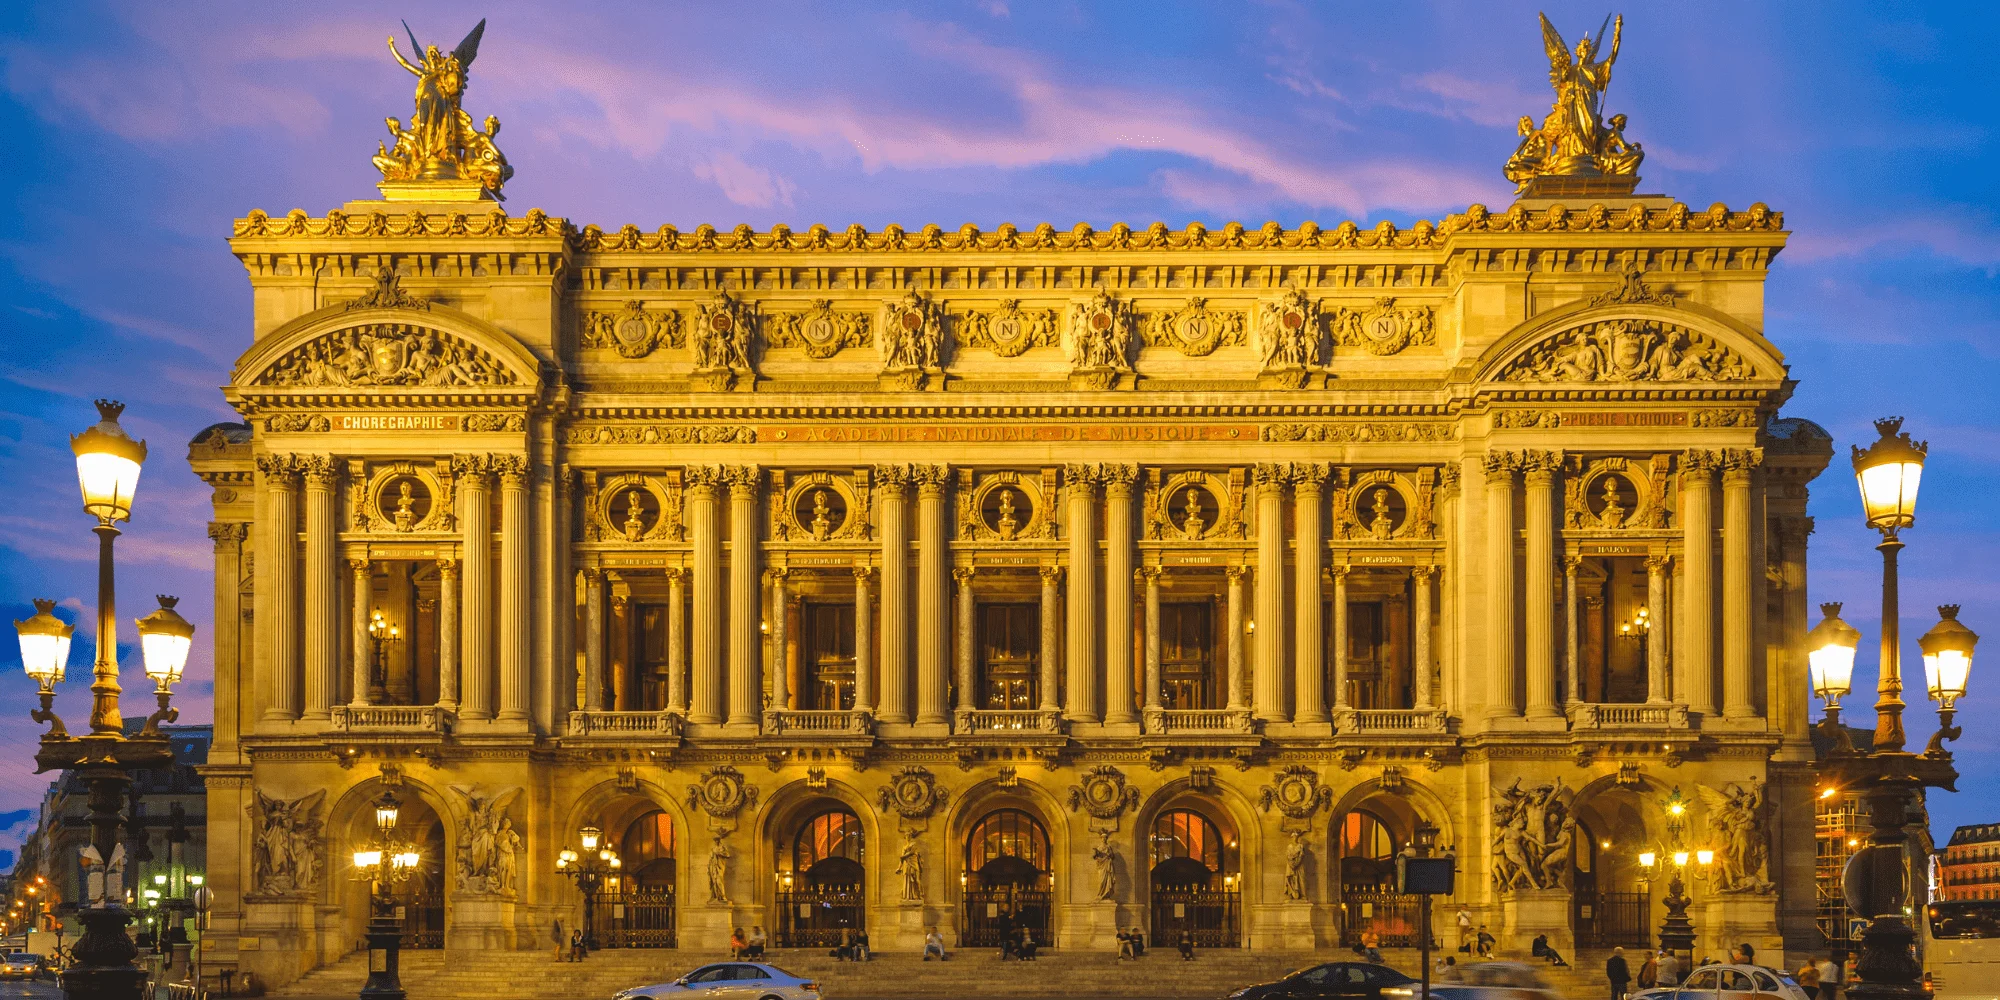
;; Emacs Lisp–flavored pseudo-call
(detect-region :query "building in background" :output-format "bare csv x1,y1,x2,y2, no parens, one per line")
1938,824,2000,902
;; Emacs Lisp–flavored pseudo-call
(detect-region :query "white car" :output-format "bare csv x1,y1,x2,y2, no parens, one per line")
616,962,820,1000
1630,963,1812,1000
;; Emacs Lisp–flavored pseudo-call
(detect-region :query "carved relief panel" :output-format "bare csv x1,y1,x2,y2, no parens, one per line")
1143,468,1247,542
1328,297,1437,356
581,301,685,358
765,300,872,359
1331,467,1439,542
1562,455,1673,531
583,469,685,543
355,460,455,533
957,299,1059,357
957,468,1057,542
770,469,874,542
1144,297,1248,357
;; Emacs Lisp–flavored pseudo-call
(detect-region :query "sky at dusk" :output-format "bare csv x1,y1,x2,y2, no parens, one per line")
0,1,1997,869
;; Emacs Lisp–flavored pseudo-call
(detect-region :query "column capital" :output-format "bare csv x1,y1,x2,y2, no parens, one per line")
853,564,875,584
1437,463,1462,499
1481,450,1520,479
766,566,790,585
1038,564,1063,586
1100,463,1139,496
1289,462,1329,491
1520,448,1563,484
1225,565,1247,584
952,565,976,585
450,453,495,482
580,565,605,583
873,463,912,492
492,454,531,488
1720,447,1764,481
1138,565,1161,585
1412,564,1438,583
207,521,248,547
300,454,340,488
436,554,459,575
1063,463,1101,494
912,463,951,497
348,556,370,574
684,464,725,493
661,565,686,583
1680,448,1722,477
1252,462,1290,494
724,464,762,499
1562,554,1582,575
1645,554,1672,573
256,452,303,484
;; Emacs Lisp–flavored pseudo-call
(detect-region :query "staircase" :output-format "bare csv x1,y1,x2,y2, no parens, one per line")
271,945,1616,999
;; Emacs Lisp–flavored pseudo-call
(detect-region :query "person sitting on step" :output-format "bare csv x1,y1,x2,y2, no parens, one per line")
1178,927,1196,961
1531,933,1569,968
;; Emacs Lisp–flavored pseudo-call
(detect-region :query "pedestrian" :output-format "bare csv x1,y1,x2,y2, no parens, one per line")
748,925,767,959
923,927,947,961
1637,951,1658,989
1606,946,1631,1000
1362,930,1383,964
1178,927,1196,961
1737,943,1757,968
1796,960,1820,998
1658,951,1680,987
552,919,566,962
1475,926,1495,959
570,928,586,962
1456,907,1473,953
1814,956,1838,1000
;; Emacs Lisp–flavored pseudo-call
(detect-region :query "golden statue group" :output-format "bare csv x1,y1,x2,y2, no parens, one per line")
1505,12,1644,192
372,18,513,198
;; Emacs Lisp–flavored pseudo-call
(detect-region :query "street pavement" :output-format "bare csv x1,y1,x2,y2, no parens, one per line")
0,980,59,999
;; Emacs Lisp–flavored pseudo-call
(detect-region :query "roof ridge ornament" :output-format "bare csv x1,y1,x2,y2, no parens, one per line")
345,269,431,312
1587,266,1677,308
373,18,513,202
1505,12,1644,197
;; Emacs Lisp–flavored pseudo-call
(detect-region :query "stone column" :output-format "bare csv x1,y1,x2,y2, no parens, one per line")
1563,555,1582,705
582,567,606,712
259,455,302,722
1142,567,1163,714
436,556,459,710
726,466,763,727
454,458,493,721
876,466,913,723
853,566,876,713
1646,555,1671,704
207,523,247,750
497,457,532,724
301,457,339,721
1680,450,1718,715
1064,465,1100,723
1102,465,1139,724
1523,452,1560,720
687,467,725,724
768,569,790,714
1253,464,1288,722
665,567,688,714
1412,566,1435,710
1038,566,1061,714
349,558,372,708
1225,566,1246,712
1292,464,1328,724
915,465,952,726
1483,453,1520,718
1331,565,1350,713
1722,449,1761,720
954,567,977,715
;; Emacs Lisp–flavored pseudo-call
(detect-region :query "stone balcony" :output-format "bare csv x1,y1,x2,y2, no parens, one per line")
764,709,875,738
565,709,686,740
327,704,455,735
1567,702,1690,729
954,709,1067,735
1142,707,1257,735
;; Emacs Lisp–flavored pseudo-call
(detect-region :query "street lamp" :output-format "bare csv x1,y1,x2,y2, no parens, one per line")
350,790,419,1000
1635,787,1712,966
555,825,620,951
15,401,186,1000
1809,416,1975,1000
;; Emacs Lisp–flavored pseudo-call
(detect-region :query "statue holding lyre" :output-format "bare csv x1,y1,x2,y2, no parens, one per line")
1504,12,1644,191
374,18,513,198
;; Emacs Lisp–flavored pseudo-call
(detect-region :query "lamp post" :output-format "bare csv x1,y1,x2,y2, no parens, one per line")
14,401,189,1000
1807,417,1977,1000
555,825,621,952
350,790,421,1000
1636,787,1714,967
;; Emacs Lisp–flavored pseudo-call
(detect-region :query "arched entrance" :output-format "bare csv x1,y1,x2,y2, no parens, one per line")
604,810,677,947
775,805,865,948
1333,804,1421,948
1570,785,1651,948
1147,808,1239,948
961,808,1053,948
334,789,446,950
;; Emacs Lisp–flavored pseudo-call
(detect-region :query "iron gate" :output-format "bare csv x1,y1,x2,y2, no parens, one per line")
604,886,677,948
961,885,1053,948
1339,890,1426,947
776,884,864,949
1579,891,1650,948
398,888,444,949
1150,885,1240,949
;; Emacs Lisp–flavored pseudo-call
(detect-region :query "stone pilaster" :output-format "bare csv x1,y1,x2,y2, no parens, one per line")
436,556,459,710
1141,567,1163,717
348,558,371,707
1412,566,1435,710
853,566,876,713
665,566,687,714
1331,565,1350,714
207,522,247,753
1225,566,1246,712
582,567,606,712
1038,565,1062,713
1646,554,1671,704
954,566,977,715
1562,555,1581,706
768,568,790,714
258,454,302,722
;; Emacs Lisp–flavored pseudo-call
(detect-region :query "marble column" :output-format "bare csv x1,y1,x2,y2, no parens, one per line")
1292,464,1328,724
768,569,790,714
1142,567,1163,714
954,567,977,715
915,465,952,725
497,457,532,723
1064,465,1100,723
1252,464,1288,722
687,467,725,724
1225,566,1246,712
583,567,606,712
1646,555,1671,704
1412,566,1435,710
666,567,688,714
853,566,876,713
436,556,459,711
1722,449,1761,720
1331,565,1350,713
1523,452,1560,720
1038,566,1062,714
1563,555,1581,706
301,457,339,721
454,458,493,721
1680,450,1718,716
726,466,763,727
259,455,302,722
1483,453,1520,718
349,559,372,708
877,466,913,724
1102,465,1139,725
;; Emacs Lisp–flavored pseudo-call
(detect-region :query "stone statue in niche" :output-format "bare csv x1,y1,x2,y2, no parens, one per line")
623,491,648,542
393,481,418,531
995,488,1020,540
896,837,925,903
249,788,325,895
811,489,834,540
1597,477,1627,529
1091,833,1119,901
1283,832,1308,901
706,837,733,904
1182,489,1208,541
1367,487,1396,540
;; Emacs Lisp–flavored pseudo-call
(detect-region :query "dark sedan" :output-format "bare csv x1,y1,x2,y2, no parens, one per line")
1226,962,1419,1000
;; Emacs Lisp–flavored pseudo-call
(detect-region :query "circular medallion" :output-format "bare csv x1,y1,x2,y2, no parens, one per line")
1091,311,1112,332
710,313,733,334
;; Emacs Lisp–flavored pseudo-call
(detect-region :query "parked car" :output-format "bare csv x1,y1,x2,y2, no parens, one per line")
1423,961,1564,1000
1629,963,1812,1000
615,962,820,1000
0,953,44,980
1225,961,1419,999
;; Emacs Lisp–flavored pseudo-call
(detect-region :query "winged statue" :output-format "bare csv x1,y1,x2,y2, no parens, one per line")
1503,12,1644,190
1696,781,1774,894
373,18,513,198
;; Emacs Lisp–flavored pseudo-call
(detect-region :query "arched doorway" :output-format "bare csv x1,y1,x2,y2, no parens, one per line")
776,805,865,948
1570,786,1651,948
1334,806,1421,948
1147,808,1239,948
962,808,1053,948
604,810,677,947
398,820,447,949
335,791,446,950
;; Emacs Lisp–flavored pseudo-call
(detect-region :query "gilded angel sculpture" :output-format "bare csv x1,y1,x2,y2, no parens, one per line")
373,19,513,198
1504,13,1644,190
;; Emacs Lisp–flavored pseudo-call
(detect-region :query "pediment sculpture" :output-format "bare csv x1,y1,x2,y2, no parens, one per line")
1499,319,1752,383
257,323,518,388
249,788,325,896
